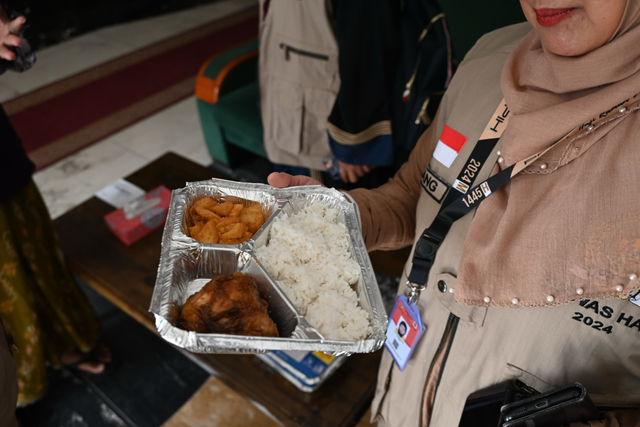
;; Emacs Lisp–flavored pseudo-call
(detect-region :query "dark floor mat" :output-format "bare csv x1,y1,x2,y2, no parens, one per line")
16,278,209,427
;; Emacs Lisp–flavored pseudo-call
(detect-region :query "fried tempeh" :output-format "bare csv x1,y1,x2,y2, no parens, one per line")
240,203,264,233
194,219,219,244
187,197,265,244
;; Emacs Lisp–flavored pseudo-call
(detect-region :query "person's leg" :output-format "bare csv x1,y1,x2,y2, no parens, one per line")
0,198,48,405
0,319,18,427
4,181,110,376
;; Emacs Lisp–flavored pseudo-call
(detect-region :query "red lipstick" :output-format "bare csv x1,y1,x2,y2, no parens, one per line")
534,8,575,27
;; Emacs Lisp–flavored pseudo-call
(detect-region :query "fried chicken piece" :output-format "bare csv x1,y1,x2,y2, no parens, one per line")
240,203,264,233
179,272,279,337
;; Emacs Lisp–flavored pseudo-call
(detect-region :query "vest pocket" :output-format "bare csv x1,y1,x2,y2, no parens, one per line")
301,87,335,157
267,78,304,156
499,364,557,394
433,273,488,326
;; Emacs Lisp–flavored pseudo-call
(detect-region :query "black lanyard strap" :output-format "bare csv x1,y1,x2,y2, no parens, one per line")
406,92,640,304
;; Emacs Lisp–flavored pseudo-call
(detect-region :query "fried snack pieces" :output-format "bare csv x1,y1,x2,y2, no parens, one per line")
179,272,279,337
187,196,265,244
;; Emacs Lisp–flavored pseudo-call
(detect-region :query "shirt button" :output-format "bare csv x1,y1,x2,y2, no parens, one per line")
437,280,447,293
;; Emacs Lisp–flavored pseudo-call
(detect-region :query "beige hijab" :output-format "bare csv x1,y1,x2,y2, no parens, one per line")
455,1,640,307
500,1,640,161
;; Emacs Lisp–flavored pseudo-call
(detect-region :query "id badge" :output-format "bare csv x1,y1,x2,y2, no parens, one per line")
384,295,425,371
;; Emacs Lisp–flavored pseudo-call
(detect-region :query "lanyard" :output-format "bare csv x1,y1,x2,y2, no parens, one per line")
406,92,640,304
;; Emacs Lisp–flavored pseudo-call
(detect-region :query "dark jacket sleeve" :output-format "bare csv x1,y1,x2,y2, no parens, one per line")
327,0,401,167
0,104,34,203
347,109,440,251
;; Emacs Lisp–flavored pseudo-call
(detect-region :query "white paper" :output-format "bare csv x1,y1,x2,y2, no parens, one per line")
95,179,146,209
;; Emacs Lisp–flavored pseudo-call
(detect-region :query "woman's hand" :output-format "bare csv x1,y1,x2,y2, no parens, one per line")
338,161,371,184
267,172,323,188
0,6,25,61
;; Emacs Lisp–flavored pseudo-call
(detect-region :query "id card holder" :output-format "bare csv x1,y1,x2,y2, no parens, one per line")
384,295,425,371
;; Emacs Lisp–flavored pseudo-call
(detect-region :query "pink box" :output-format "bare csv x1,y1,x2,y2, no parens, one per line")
104,185,172,246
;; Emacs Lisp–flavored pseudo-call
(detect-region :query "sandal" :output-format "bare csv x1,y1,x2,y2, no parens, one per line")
63,343,116,376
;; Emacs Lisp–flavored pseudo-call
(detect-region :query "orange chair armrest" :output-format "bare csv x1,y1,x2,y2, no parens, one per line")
195,49,259,104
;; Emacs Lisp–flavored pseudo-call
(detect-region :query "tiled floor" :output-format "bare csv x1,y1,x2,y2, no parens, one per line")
33,97,211,219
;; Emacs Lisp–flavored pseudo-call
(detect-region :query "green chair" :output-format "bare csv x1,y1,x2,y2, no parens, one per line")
195,39,264,169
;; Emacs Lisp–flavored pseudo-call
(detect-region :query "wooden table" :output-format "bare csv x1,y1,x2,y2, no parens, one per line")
54,152,409,427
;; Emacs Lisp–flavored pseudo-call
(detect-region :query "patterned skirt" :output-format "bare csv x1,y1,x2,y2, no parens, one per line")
0,181,101,405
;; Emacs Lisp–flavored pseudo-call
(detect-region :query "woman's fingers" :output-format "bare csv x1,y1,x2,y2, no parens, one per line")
337,161,372,183
0,46,15,60
3,33,21,47
267,172,323,188
0,12,24,61
347,168,358,183
9,15,26,34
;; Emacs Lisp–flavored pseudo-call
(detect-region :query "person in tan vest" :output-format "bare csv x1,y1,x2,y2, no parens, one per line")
269,0,640,425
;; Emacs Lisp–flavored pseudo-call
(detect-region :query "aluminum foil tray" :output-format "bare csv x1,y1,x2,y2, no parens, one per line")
150,178,388,355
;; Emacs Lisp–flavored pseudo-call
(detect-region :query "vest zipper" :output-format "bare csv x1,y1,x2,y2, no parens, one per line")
420,313,459,427
280,43,329,61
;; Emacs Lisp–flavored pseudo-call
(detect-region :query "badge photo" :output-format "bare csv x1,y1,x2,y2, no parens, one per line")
385,295,425,371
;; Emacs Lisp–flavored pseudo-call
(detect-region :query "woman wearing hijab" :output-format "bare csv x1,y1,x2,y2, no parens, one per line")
269,0,640,425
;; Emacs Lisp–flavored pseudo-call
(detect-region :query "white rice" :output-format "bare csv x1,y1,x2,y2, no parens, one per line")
255,202,372,341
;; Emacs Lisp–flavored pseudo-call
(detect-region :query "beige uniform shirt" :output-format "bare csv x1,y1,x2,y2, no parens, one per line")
350,23,640,427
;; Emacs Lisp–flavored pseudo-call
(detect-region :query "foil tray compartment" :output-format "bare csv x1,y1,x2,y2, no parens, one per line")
177,180,281,248
150,179,388,355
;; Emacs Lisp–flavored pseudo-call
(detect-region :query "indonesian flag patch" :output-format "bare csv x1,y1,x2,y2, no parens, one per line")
433,125,468,168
